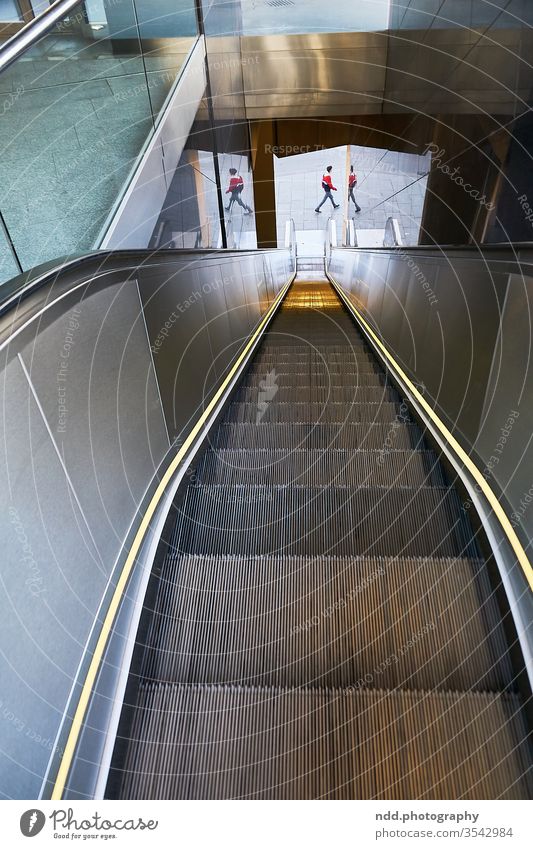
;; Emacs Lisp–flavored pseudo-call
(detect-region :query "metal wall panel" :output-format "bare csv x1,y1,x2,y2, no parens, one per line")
0,355,102,800
195,263,234,382
240,25,532,118
431,262,508,438
362,252,390,330
222,260,252,345
242,254,263,329
242,34,388,119
379,256,411,356
137,251,292,443
331,248,512,440
18,281,170,561
138,261,214,440
396,258,439,374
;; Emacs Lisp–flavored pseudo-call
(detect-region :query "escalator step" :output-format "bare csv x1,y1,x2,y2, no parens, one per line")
257,343,370,353
173,485,478,558
241,371,390,388
139,554,514,693
245,364,383,377
234,385,398,404
212,423,425,451
270,325,357,332
258,344,370,351
196,449,445,487
224,401,407,424
253,352,377,365
116,684,532,800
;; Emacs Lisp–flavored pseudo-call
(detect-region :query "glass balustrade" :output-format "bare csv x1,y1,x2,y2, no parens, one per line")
0,0,198,283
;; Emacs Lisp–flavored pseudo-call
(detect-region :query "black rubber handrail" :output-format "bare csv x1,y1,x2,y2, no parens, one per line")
0,246,293,329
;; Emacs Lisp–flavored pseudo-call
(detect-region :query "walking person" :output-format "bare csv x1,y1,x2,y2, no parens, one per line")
348,165,361,212
315,165,340,212
225,167,253,214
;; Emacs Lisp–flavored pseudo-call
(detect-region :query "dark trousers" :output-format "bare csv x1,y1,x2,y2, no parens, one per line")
349,188,361,211
227,190,251,213
316,189,337,210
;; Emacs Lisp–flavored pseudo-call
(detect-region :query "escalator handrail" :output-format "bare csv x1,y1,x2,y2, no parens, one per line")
332,242,533,255
0,246,290,329
0,0,80,74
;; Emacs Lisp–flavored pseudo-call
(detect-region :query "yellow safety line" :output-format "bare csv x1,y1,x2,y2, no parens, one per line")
327,273,533,594
51,276,294,799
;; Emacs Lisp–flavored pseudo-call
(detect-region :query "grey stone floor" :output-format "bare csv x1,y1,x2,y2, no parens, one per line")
274,144,430,247
0,43,193,284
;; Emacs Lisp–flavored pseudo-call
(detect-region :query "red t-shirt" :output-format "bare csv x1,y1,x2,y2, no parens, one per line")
349,173,357,187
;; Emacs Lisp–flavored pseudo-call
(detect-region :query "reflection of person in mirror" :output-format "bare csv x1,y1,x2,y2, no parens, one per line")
315,165,340,212
349,165,361,212
225,168,253,214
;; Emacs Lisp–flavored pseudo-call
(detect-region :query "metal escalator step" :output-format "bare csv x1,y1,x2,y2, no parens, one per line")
246,364,383,377
196,449,445,487
139,554,514,693
260,342,370,356
268,334,359,342
224,401,407,424
253,351,376,364
234,385,398,404
250,360,379,373
258,343,370,353
254,345,371,356
264,322,361,329
173,485,477,558
115,684,532,799
266,318,361,327
241,371,389,388
253,345,375,357
270,327,357,333
212,422,425,450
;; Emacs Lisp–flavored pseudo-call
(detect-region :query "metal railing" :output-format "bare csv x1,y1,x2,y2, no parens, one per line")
325,215,337,261
345,218,357,247
384,216,403,247
0,0,79,73
284,217,297,269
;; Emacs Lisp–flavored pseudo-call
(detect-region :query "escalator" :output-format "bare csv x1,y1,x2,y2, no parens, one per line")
107,280,532,800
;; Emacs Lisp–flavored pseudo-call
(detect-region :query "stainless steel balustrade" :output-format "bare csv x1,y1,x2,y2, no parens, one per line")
0,244,295,799
327,242,533,687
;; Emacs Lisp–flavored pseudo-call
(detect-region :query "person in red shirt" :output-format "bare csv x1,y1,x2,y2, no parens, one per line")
348,165,361,212
315,165,340,212
225,168,253,214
